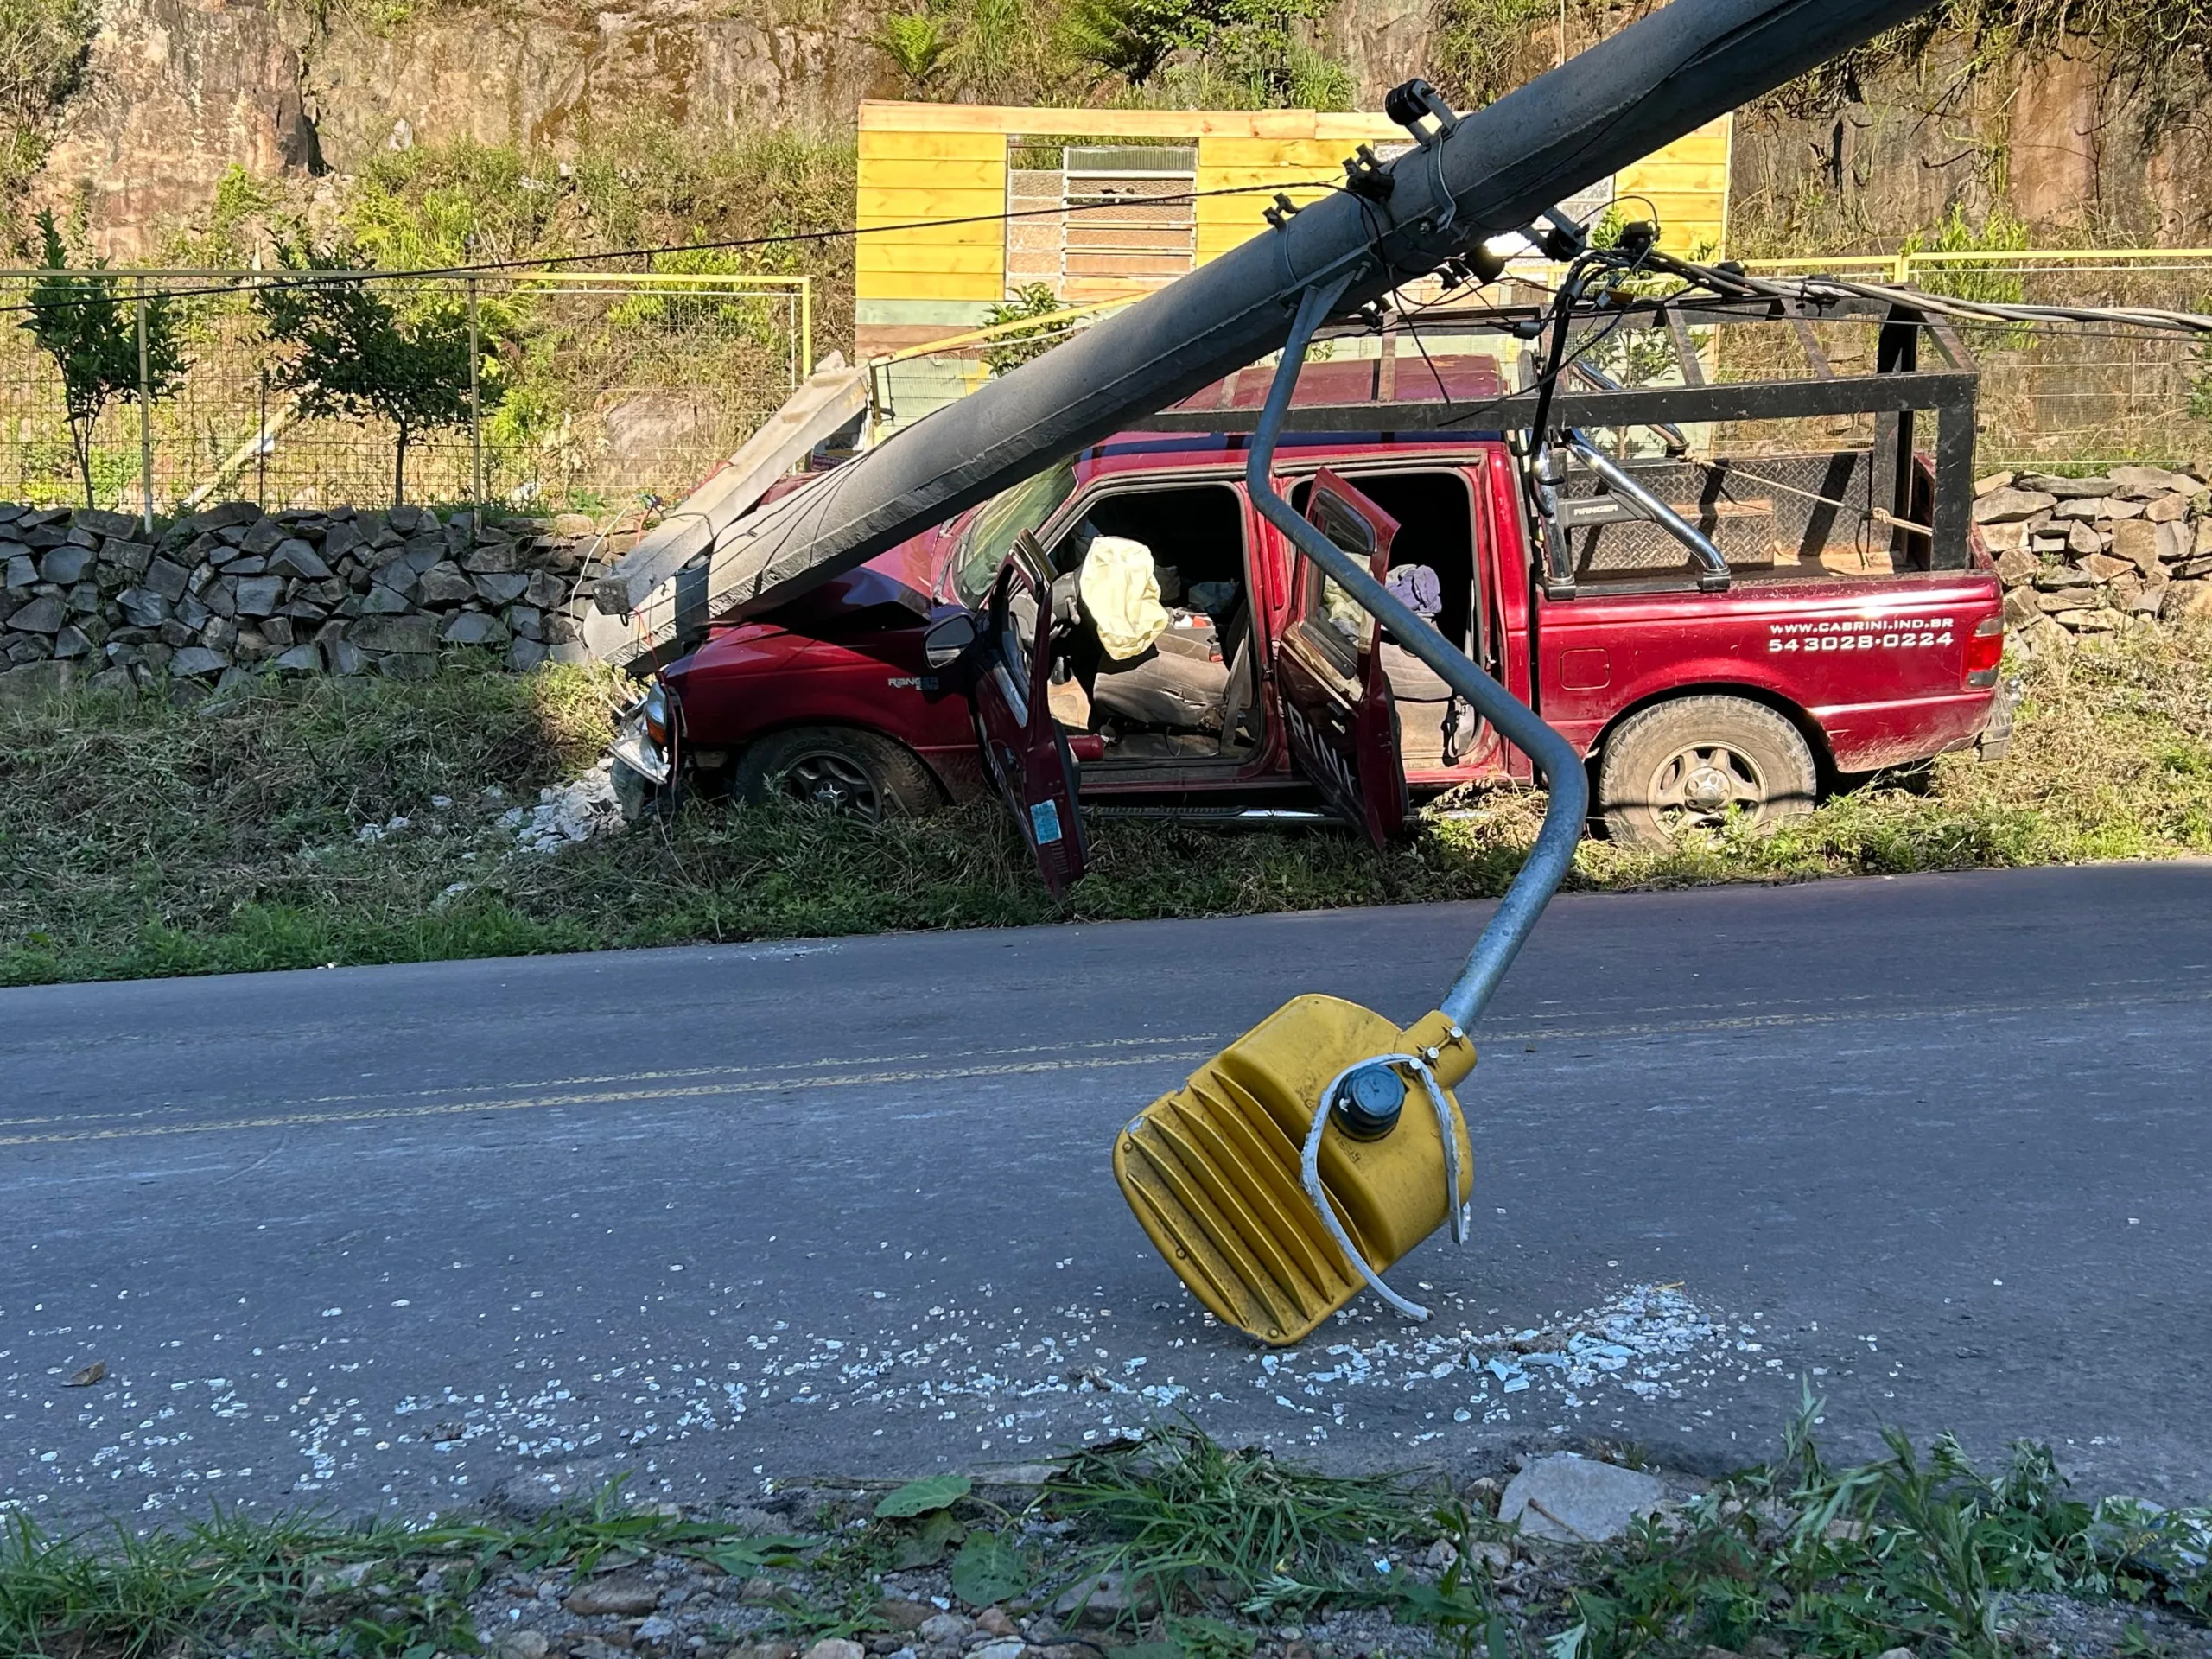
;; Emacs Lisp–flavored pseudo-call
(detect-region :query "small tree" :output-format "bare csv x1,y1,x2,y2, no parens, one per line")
1057,0,1352,100
256,242,496,506
982,283,1071,376
20,209,187,508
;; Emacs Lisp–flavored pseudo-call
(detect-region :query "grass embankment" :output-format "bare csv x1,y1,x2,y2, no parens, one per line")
3,1417,2207,1658
3,626,2210,988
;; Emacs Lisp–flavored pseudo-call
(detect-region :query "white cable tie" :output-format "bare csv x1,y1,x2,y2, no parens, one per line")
1303,1051,1475,1323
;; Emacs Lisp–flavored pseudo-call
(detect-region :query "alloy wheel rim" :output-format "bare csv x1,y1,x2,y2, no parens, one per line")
1647,741,1768,833
782,753,882,820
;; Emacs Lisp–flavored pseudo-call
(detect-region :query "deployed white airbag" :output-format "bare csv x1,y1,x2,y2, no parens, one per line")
1077,536,1171,661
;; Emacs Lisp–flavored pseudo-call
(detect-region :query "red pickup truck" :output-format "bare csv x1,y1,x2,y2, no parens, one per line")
618,353,2005,887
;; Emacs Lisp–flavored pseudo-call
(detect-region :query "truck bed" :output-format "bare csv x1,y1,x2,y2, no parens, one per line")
1560,449,1911,586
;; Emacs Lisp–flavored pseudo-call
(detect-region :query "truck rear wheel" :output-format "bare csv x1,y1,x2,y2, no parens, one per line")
1598,696,1818,848
732,727,943,821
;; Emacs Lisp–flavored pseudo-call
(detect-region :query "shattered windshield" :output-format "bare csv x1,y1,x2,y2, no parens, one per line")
950,460,1079,607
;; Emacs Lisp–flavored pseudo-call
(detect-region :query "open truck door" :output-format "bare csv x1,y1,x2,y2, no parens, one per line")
1274,469,1408,847
975,532,1089,895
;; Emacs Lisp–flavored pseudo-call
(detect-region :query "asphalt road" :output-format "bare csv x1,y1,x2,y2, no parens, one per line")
5,863,2209,1529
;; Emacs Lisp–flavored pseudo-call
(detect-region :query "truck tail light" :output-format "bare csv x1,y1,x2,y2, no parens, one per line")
1965,615,2005,688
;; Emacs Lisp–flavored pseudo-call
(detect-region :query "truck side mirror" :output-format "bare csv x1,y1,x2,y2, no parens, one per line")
923,613,979,669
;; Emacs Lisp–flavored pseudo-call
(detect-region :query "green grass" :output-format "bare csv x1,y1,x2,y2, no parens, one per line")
3,1413,2205,1658
0,1476,808,1657
3,625,2210,988
1047,1424,1436,1612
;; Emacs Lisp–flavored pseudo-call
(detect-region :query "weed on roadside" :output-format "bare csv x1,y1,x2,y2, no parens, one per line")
1046,1423,1438,1615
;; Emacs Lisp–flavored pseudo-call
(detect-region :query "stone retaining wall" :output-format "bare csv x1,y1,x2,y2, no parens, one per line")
1976,465,2212,650
6,468,2207,706
0,502,607,698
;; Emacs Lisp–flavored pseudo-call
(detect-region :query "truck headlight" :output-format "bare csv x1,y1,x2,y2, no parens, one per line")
613,683,674,788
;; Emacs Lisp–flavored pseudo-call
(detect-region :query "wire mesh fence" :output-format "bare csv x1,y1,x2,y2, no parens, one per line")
872,246,2212,473
0,268,811,518
1735,251,2212,472
0,249,2202,521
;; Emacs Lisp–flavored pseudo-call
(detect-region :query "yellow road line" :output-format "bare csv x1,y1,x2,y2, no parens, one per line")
9,982,2203,1151
0,1051,1219,1148
0,1033,1230,1132
296,1031,1223,1108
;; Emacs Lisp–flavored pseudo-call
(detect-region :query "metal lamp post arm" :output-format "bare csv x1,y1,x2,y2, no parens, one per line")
1245,281,1591,1029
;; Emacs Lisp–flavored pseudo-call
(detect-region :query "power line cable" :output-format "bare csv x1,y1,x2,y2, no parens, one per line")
0,178,1355,321
1657,253,2212,338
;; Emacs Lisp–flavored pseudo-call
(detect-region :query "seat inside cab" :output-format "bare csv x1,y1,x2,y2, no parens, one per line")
1289,467,1487,773
1044,482,1262,763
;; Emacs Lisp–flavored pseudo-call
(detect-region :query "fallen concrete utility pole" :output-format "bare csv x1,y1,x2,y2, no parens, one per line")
583,353,868,661
595,0,1938,664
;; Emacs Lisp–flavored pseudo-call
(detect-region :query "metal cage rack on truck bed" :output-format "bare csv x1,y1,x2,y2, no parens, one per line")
1139,290,1981,597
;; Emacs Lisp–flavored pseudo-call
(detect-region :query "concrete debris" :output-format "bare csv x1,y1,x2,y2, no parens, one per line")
513,758,626,854
1499,1452,1671,1542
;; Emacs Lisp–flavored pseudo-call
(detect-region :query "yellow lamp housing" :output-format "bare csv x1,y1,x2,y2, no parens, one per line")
1114,996,1477,1345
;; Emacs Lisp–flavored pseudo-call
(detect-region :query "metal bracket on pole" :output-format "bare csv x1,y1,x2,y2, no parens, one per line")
1245,280,1590,1029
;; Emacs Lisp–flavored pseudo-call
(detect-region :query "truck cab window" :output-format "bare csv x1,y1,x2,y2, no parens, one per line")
1299,492,1382,678
1002,584,1039,682
1307,566,1371,669
952,460,1080,607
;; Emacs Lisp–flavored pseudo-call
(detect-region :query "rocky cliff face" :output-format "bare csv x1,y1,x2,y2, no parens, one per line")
31,0,2212,259
1729,40,2212,252
40,0,325,257
39,0,887,258
298,0,883,169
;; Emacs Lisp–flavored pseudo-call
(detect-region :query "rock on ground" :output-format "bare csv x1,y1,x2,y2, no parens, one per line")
1499,1452,1671,1542
563,1573,662,1616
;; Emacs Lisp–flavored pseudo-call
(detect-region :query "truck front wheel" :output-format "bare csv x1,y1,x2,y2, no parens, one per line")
1597,696,1818,847
732,727,944,822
